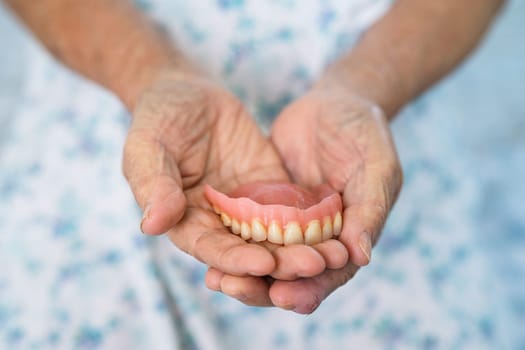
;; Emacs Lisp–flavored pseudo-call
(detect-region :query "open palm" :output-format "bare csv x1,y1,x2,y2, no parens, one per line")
269,89,403,312
210,88,403,312
124,76,347,294
123,76,287,277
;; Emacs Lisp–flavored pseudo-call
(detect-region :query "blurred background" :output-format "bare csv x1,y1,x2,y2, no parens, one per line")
388,1,525,346
379,0,525,349
398,1,525,345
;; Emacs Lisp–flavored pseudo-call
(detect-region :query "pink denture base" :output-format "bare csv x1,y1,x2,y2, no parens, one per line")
204,182,343,229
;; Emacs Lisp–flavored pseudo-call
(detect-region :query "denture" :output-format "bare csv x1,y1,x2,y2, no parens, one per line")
204,182,343,246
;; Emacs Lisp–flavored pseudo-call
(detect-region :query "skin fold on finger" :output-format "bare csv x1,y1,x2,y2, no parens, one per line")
219,274,273,307
269,262,359,314
167,208,276,276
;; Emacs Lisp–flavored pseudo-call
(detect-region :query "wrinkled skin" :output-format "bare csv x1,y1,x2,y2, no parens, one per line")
123,76,349,306
207,87,403,313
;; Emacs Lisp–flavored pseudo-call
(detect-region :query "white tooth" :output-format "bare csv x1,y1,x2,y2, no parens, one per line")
231,218,241,235
333,212,342,236
220,212,232,227
267,221,283,244
240,221,252,240
322,216,333,240
304,220,322,245
251,219,267,242
284,222,303,245
213,205,221,214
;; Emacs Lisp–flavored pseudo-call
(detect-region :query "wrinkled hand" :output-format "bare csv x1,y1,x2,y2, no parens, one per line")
123,74,347,302
209,87,402,313
273,89,403,264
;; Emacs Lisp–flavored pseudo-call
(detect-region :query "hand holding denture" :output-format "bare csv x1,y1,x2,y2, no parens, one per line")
268,89,403,312
272,89,403,266
208,88,403,313
123,73,346,288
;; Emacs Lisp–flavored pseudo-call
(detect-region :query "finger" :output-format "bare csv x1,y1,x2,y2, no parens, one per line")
269,262,359,314
205,268,274,307
168,208,276,276
341,204,381,266
256,238,348,280
205,267,224,291
340,161,402,266
258,242,326,280
123,129,186,235
219,274,273,307
312,239,348,269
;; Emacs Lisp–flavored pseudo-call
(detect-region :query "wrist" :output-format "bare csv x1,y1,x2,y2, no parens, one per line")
110,48,203,111
314,57,410,120
308,77,388,128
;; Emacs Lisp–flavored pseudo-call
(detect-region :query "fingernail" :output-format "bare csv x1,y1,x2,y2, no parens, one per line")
140,204,151,233
359,231,372,263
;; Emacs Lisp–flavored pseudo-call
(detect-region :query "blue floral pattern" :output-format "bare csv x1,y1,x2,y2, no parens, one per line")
1,0,524,349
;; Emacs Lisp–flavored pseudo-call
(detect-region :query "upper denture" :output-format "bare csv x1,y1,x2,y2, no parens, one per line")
204,182,343,245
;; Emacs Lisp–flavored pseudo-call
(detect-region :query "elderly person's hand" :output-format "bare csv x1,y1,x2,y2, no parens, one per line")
268,87,403,312
271,88,403,267
9,0,503,314
206,86,402,313
206,0,505,312
124,73,287,279
124,73,350,301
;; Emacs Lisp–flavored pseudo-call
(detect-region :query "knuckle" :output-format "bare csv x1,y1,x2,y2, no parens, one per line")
217,244,236,269
191,234,207,263
122,129,150,181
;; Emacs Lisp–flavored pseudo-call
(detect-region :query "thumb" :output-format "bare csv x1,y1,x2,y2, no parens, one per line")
123,129,187,235
340,160,402,266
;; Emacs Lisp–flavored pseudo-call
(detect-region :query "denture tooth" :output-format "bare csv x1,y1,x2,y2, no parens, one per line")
322,216,333,241
284,222,303,245
304,220,322,246
240,221,252,240
333,212,342,236
267,221,283,244
220,212,232,227
213,205,221,214
231,218,241,235
251,219,267,242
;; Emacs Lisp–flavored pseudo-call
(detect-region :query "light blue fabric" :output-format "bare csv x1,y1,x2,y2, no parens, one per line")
0,1,524,349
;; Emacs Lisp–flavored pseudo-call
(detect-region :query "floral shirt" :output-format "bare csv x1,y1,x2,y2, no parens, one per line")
0,1,523,349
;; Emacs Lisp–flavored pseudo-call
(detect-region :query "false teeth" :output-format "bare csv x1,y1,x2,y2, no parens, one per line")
205,183,343,246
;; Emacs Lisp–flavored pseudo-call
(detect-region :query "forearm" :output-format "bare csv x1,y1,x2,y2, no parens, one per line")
6,0,197,109
317,0,505,119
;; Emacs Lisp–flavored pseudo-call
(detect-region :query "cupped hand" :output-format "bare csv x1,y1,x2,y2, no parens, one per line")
123,73,345,289
272,88,403,265
209,87,402,312
271,88,403,312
